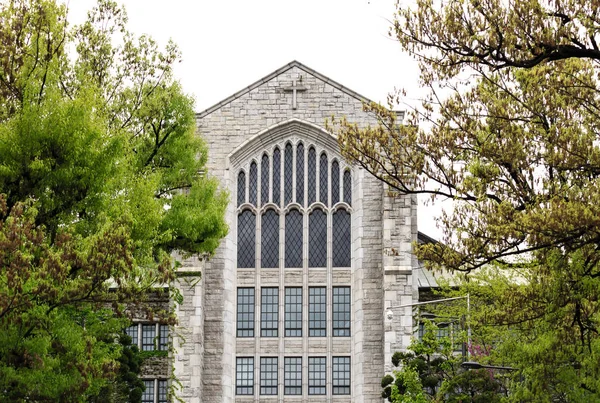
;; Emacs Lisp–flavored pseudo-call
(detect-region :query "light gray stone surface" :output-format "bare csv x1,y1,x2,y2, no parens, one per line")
173,61,417,402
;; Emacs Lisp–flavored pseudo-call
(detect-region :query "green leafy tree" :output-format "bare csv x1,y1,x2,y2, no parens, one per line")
0,0,227,400
332,0,600,399
382,321,504,403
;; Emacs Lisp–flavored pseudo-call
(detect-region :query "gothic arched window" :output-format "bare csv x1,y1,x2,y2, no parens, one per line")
236,142,353,271
261,154,269,206
238,210,256,268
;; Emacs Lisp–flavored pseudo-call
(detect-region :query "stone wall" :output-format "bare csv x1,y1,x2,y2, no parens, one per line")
195,62,416,402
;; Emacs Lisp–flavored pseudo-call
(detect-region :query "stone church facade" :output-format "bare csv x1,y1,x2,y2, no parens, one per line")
171,61,419,403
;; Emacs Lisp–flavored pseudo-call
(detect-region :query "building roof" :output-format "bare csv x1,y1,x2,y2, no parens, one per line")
196,60,376,119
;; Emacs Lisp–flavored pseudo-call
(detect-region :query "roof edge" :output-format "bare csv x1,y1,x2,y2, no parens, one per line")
196,60,377,119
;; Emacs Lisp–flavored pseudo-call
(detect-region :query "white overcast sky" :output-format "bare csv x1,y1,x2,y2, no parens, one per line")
67,0,443,239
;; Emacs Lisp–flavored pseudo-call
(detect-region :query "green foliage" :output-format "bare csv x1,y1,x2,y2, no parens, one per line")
334,0,600,399
0,0,227,400
382,322,504,403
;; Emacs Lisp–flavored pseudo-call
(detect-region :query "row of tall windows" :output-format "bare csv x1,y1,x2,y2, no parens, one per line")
236,287,351,338
237,144,352,208
141,379,168,403
125,323,169,351
237,144,352,270
236,356,351,396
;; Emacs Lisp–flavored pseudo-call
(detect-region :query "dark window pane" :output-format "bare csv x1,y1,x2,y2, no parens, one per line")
125,324,138,347
237,288,255,337
284,357,302,395
308,147,316,205
158,379,168,403
237,211,256,268
284,143,293,205
261,288,279,337
237,171,246,207
308,357,326,395
343,170,352,205
142,380,154,403
142,324,155,351
333,209,351,267
309,287,326,337
319,153,328,205
261,210,279,268
331,160,340,205
309,209,327,267
273,148,281,207
333,287,351,336
261,154,269,206
158,324,169,351
333,357,351,395
249,162,258,206
260,357,278,395
285,287,302,337
158,379,167,403
296,142,304,205
285,210,303,268
236,357,254,395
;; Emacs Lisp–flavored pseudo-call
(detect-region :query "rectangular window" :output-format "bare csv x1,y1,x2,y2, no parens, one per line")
236,357,254,395
142,380,154,403
157,380,168,403
308,357,326,395
309,287,326,337
285,287,302,337
237,288,255,337
142,324,156,351
261,288,279,337
333,286,351,336
284,357,302,395
332,356,351,395
260,357,278,395
158,324,169,351
125,324,138,346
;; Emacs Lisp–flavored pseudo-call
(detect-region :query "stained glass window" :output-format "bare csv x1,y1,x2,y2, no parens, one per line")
284,143,293,205
307,147,316,205
319,153,328,205
261,153,269,206
285,210,303,268
237,210,256,268
296,142,304,205
237,171,245,207
249,161,258,205
331,160,340,205
343,170,352,205
273,148,281,207
309,209,327,267
261,210,279,268
332,209,351,267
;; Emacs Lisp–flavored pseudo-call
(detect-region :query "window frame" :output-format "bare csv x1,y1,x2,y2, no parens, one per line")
237,287,255,338
236,357,255,396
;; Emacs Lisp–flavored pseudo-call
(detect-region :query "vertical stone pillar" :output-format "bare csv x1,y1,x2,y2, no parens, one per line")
382,187,418,374
173,254,205,403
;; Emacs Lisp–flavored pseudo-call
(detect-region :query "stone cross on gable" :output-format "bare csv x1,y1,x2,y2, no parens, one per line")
283,77,307,110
